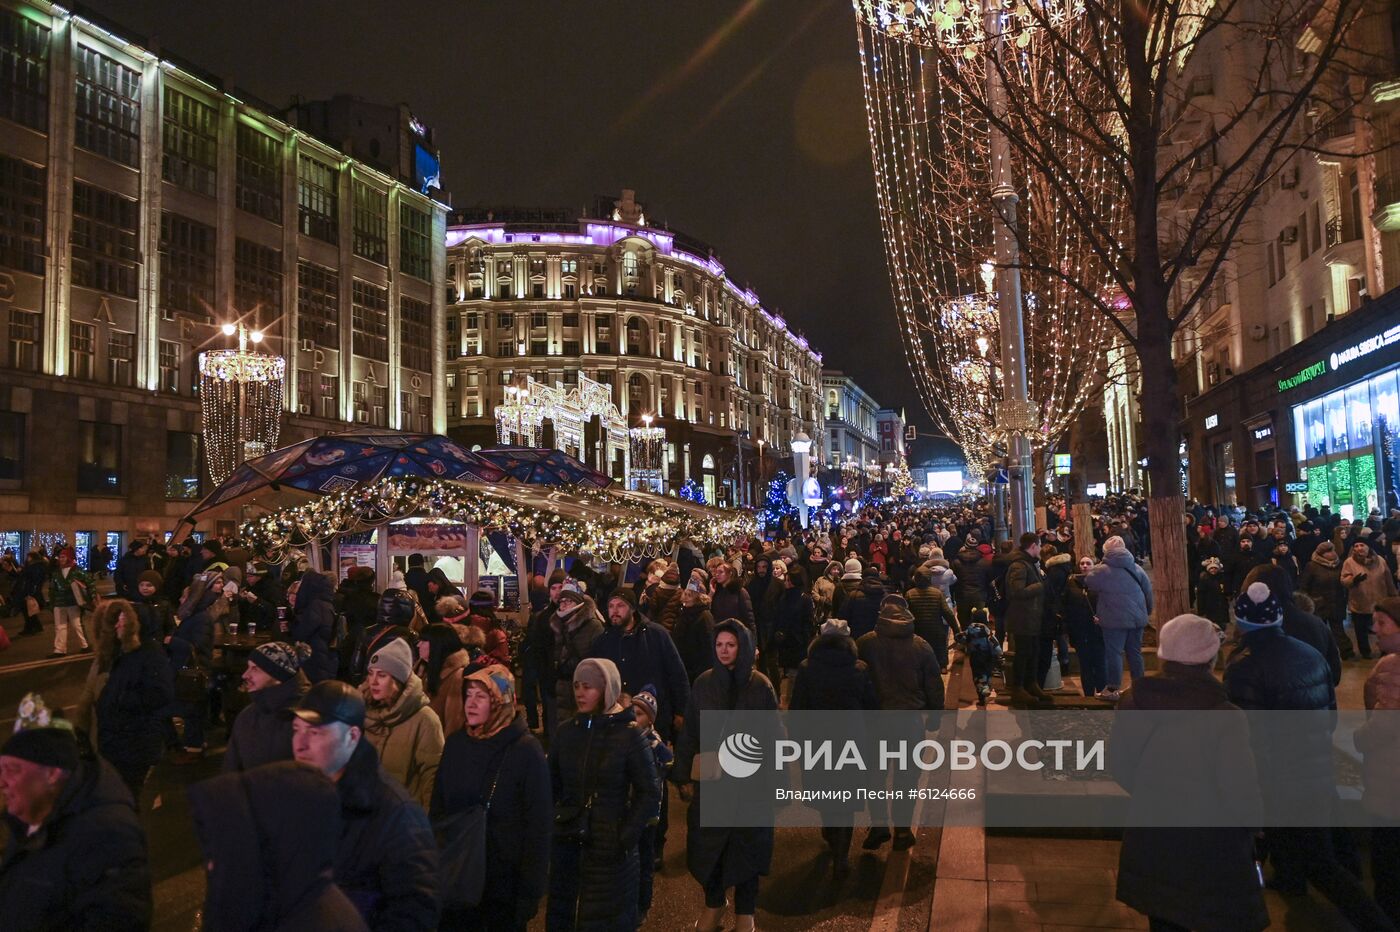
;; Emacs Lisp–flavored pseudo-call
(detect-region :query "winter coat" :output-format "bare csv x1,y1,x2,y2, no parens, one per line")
856,613,945,710
770,586,815,669
904,582,958,647
333,738,439,931
1194,571,1231,628
222,671,311,773
843,579,886,640
926,562,957,602
644,584,682,630
1083,549,1153,630
789,634,880,715
672,602,716,685
551,603,606,719
1241,564,1342,686
292,571,338,683
1299,554,1347,623
710,580,756,633
746,570,783,641
431,715,551,918
675,620,780,893
467,611,511,666
47,563,92,608
361,677,445,810
1040,554,1073,637
96,629,174,771
113,551,149,600
336,577,379,636
1224,626,1336,812
952,546,991,606
189,762,369,932
1355,653,1400,820
1061,574,1096,630
426,650,470,738
588,617,691,741
546,706,660,931
0,757,151,932
1341,553,1398,613
1001,550,1046,638
1110,662,1268,932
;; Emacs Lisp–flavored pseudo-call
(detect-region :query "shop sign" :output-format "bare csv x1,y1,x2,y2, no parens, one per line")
1054,454,1071,475
1284,481,1308,493
1204,414,1219,429
1252,425,1273,442
1330,323,1400,373
1278,360,1326,393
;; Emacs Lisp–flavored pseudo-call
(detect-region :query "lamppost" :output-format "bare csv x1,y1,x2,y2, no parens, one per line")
790,430,812,528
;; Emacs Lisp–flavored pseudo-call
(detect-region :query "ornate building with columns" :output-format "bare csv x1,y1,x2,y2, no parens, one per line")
444,190,825,506
0,0,448,549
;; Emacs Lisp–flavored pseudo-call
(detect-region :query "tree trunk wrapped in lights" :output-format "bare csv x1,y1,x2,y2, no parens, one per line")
853,0,1383,621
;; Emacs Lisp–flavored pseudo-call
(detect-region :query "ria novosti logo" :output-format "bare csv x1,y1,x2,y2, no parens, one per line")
718,732,764,778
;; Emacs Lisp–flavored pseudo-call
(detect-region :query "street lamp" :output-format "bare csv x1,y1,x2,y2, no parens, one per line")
199,319,283,483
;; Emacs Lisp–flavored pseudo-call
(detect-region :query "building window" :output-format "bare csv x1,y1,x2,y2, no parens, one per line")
563,312,579,327
159,212,215,320
497,312,513,328
563,340,581,356
77,421,121,493
531,311,547,328
162,87,217,197
8,309,39,371
107,329,134,386
400,203,431,280
297,261,339,349
74,46,140,167
0,154,44,275
165,431,201,499
235,123,282,222
234,239,282,330
297,154,338,243
351,280,389,361
400,295,431,372
71,182,137,297
465,312,479,329
530,340,546,356
352,180,387,264
496,340,513,358
0,10,48,131
159,339,181,393
319,373,338,419
69,322,95,380
0,410,22,479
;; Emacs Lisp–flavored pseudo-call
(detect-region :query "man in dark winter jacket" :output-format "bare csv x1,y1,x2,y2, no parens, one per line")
113,539,152,600
0,715,152,931
952,536,991,628
190,761,369,931
590,590,690,741
1241,563,1342,687
843,566,886,640
224,642,313,773
856,599,944,852
1003,533,1051,708
522,568,566,734
1224,582,1393,931
292,681,439,932
905,568,959,672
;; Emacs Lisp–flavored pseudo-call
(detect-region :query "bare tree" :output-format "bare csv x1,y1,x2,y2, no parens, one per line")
857,0,1392,618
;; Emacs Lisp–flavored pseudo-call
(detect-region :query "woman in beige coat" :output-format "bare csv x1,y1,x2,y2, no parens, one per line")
360,636,444,808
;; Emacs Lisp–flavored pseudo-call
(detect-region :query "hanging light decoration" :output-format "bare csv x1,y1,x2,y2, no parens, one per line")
628,414,666,492
199,323,285,484
854,0,1121,469
495,383,543,446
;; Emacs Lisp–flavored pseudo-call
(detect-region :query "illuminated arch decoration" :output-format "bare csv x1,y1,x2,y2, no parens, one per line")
494,374,630,479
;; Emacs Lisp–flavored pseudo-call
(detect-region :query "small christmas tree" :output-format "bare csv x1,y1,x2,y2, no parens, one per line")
888,461,915,498
759,470,796,526
678,477,707,505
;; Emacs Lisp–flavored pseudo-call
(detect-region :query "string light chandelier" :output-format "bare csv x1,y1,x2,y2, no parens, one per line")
199,322,285,484
628,414,666,492
855,0,1120,468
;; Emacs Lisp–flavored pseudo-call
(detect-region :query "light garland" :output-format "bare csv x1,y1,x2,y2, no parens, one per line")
629,425,666,471
198,337,286,484
494,374,629,469
240,476,756,565
855,0,1122,472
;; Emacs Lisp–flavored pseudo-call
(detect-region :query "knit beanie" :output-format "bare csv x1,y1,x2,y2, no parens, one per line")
686,569,709,593
368,638,415,685
609,589,638,611
630,684,659,723
842,557,863,581
3,694,78,771
558,579,586,604
138,569,164,588
1103,536,1127,555
1157,614,1225,665
250,641,312,682
388,570,407,590
820,618,851,638
1233,581,1284,632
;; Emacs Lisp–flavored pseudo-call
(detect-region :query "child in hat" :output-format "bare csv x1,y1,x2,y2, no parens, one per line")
629,684,673,924
957,608,1003,706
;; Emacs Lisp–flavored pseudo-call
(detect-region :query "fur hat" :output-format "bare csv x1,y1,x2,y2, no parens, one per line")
367,638,414,685
1233,581,1283,631
250,641,312,682
1157,614,1224,665
138,569,164,588
388,569,407,590
820,618,851,638
842,557,863,581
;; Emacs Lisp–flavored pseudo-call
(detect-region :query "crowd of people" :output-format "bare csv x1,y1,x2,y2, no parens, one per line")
0,494,1397,931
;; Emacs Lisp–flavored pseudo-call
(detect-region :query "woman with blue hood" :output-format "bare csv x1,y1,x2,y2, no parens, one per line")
674,619,779,932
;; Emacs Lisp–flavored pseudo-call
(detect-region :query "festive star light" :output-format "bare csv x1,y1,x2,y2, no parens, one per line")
240,476,756,565
855,0,1122,468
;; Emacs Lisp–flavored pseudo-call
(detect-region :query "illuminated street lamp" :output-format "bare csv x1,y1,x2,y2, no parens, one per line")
790,431,812,528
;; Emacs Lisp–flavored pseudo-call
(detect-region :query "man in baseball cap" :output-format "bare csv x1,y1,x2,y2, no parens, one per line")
292,680,438,929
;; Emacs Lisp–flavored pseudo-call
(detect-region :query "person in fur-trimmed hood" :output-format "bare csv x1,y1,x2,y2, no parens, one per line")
550,580,605,724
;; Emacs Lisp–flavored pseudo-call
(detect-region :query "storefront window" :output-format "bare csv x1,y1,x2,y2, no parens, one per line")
1325,392,1349,455
1374,371,1399,512
1303,399,1326,459
1214,440,1237,505
1346,384,1373,452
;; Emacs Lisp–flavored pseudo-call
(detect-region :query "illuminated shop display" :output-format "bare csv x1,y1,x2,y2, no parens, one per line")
1292,365,1400,517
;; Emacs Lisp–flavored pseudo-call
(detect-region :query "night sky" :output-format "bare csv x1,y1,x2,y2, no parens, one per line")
85,0,937,444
